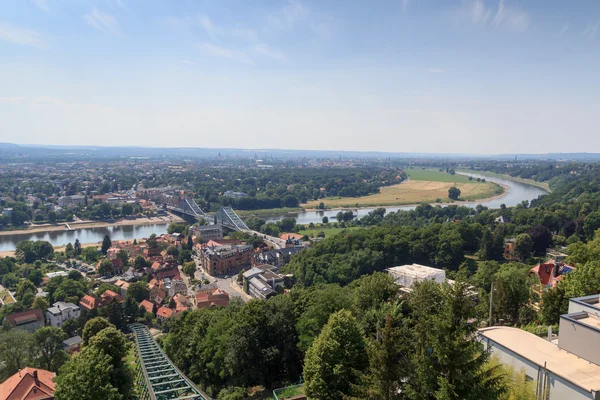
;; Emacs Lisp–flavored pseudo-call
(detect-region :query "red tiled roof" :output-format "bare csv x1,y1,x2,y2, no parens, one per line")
100,290,123,304
5,309,44,328
79,295,97,310
139,300,154,314
0,367,55,400
156,307,174,319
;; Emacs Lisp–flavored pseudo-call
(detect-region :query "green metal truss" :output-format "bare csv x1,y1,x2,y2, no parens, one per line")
128,323,210,400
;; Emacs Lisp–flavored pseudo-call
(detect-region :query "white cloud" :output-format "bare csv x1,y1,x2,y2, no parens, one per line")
83,9,122,36
582,21,599,40
0,23,45,47
32,0,49,12
269,0,308,31
197,43,253,64
558,22,569,36
254,44,286,61
198,14,217,40
428,68,445,73
460,0,529,32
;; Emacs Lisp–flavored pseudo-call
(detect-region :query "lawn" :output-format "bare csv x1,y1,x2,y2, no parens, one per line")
303,169,503,209
298,225,364,238
455,169,551,191
406,168,474,183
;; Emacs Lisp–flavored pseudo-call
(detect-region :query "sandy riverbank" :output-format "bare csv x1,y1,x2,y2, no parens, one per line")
0,214,184,237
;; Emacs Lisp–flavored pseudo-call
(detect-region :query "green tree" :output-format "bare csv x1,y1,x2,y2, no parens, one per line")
560,260,600,299
322,216,329,224
33,326,68,372
98,259,113,277
123,296,139,323
514,233,533,261
116,249,129,267
81,246,99,262
126,281,149,302
183,261,196,278
133,255,147,269
54,347,123,400
99,300,126,330
15,279,37,301
82,317,111,346
492,263,532,325
448,186,461,200
74,239,82,256
68,270,84,281
87,327,132,397
366,314,406,400
101,235,112,255
304,310,368,400
540,285,567,325
0,329,33,381
28,269,43,286
32,296,49,313
178,249,192,265
166,245,179,257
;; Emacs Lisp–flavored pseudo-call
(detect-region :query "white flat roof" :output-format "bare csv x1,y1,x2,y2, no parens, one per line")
479,326,600,393
386,264,444,278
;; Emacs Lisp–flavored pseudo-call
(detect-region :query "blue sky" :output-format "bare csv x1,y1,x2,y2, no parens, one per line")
1,0,599,154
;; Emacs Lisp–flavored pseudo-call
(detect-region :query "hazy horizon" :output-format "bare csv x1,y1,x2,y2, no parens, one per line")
2,0,600,153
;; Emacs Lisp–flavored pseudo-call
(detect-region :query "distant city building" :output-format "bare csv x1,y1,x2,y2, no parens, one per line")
156,306,174,322
222,190,248,199
62,335,83,353
479,295,600,400
254,246,303,268
195,288,230,309
46,301,80,327
504,238,517,260
78,290,123,311
57,195,86,207
193,224,224,241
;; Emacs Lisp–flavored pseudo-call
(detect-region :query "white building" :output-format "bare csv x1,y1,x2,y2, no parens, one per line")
479,295,600,400
385,264,446,289
46,302,81,327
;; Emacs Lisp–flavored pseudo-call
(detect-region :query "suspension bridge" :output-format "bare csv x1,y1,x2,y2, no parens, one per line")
167,198,249,231
129,323,210,400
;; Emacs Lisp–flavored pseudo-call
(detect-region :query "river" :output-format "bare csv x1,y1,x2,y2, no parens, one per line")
0,173,547,252
264,173,548,225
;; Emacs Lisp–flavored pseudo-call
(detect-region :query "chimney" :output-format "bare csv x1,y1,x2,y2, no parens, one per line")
33,369,39,384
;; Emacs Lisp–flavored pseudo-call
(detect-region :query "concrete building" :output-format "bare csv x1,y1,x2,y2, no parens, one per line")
1,208,12,217
479,295,600,400
386,264,446,290
46,302,80,327
242,265,284,299
194,224,224,241
57,195,86,207
222,190,247,199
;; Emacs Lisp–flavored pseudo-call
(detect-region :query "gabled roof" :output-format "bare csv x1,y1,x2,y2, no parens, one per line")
5,309,44,328
157,307,174,319
139,300,154,314
0,367,55,400
79,295,97,310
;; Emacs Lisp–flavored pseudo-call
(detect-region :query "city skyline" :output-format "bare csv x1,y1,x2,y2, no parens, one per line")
1,0,600,154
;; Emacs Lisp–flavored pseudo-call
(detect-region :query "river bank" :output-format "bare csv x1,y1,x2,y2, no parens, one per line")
456,169,551,192
0,214,184,237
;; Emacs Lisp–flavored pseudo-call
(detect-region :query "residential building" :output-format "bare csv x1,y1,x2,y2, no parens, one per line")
139,299,155,315
242,265,285,299
5,309,45,332
1,208,12,217
172,294,191,314
386,264,446,290
156,306,174,322
479,295,600,400
114,279,130,298
195,289,230,309
164,278,187,297
201,244,252,276
0,368,56,400
504,238,516,260
149,279,167,304
195,283,218,296
530,260,575,297
254,246,303,268
78,290,123,311
45,302,80,327
62,336,83,353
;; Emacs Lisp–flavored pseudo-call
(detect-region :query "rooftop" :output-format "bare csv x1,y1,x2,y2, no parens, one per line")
478,326,600,393
0,367,56,400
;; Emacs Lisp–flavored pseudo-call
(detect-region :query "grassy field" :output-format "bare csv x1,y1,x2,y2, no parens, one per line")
456,169,551,191
298,225,364,238
235,207,303,219
304,169,503,208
